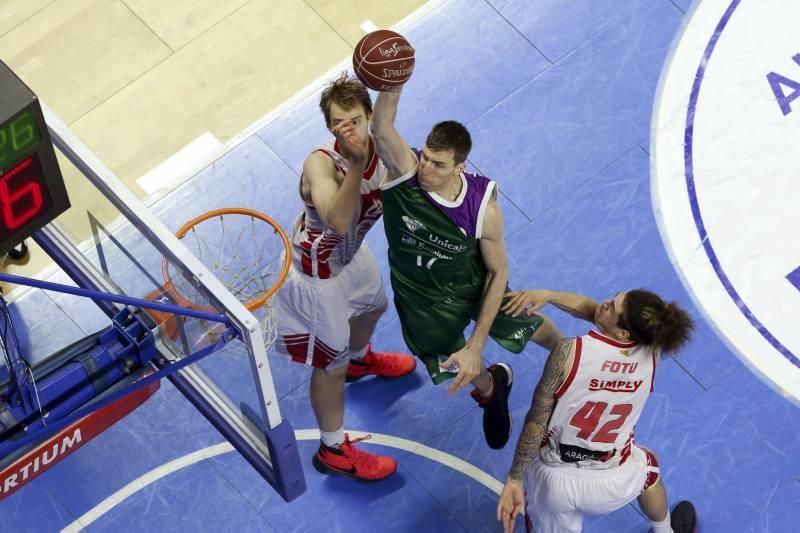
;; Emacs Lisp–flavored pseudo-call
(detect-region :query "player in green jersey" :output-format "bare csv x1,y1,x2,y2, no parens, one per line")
371,86,562,450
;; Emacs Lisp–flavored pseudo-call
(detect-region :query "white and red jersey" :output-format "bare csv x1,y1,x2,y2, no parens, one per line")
291,138,385,279
539,330,658,470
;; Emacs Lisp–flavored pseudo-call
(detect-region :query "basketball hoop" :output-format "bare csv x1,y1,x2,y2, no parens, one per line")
161,208,291,351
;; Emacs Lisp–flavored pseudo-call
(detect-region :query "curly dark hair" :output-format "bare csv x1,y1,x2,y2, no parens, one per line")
619,289,694,354
319,73,373,128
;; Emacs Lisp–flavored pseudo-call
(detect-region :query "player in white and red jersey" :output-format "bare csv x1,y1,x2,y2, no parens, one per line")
288,136,383,280
496,289,698,533
273,74,415,482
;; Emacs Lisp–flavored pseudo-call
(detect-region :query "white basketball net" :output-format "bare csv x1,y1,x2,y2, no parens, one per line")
169,211,288,352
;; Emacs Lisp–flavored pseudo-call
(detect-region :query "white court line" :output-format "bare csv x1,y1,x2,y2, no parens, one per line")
141,0,448,207
360,20,380,33
61,429,503,532
136,132,223,196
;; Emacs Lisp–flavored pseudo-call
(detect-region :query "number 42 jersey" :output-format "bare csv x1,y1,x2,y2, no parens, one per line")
539,330,657,470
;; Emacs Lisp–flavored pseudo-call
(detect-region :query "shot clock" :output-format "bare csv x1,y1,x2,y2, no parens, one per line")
0,61,69,254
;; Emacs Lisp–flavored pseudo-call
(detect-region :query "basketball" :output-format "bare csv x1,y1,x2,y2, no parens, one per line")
353,30,415,91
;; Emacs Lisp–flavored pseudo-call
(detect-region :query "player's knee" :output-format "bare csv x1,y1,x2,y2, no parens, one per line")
313,364,348,380
331,365,349,379
374,298,389,316
358,299,388,322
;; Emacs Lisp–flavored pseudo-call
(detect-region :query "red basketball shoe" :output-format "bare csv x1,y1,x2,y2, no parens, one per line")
312,434,397,481
345,345,416,382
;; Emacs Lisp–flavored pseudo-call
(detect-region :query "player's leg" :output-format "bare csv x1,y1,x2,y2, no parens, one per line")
528,313,561,351
310,358,397,481
631,445,670,531
346,303,415,382
274,266,397,481
346,245,389,348
348,300,387,351
343,244,415,382
390,270,475,383
471,310,546,450
638,479,697,533
310,363,348,440
635,446,698,533
524,458,584,533
638,477,670,528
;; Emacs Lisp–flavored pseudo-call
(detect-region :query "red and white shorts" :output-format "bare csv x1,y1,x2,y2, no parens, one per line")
273,244,387,369
523,445,660,532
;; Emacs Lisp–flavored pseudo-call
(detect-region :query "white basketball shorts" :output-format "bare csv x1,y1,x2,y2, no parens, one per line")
273,244,387,369
523,445,660,532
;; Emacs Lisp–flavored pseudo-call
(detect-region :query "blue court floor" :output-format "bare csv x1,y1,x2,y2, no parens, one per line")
3,0,799,531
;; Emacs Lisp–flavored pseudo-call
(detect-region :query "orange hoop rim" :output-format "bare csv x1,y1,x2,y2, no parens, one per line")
162,207,291,313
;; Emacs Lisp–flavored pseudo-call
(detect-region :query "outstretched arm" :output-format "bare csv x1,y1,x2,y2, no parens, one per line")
502,289,598,323
371,89,418,181
442,195,509,394
496,338,575,533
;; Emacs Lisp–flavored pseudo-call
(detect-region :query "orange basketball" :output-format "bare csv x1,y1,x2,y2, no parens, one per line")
353,30,415,91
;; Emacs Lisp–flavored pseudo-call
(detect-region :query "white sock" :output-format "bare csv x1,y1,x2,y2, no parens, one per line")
650,512,671,533
350,344,369,360
320,427,345,448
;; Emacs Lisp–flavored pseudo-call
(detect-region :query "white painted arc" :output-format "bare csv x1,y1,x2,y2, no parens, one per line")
60,429,504,532
60,442,233,533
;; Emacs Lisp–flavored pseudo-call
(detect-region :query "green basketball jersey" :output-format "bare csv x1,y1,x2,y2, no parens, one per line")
381,165,544,383
382,173,493,309
381,167,496,357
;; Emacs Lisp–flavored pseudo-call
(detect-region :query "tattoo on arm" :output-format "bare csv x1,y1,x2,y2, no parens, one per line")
508,338,574,481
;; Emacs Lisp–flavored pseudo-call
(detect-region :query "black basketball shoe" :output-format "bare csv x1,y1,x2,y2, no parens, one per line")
670,500,697,533
471,363,514,450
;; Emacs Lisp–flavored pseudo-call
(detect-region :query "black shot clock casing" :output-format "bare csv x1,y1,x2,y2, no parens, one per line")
0,61,70,254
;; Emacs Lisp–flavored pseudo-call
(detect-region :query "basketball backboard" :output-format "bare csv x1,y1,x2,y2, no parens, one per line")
28,102,305,501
